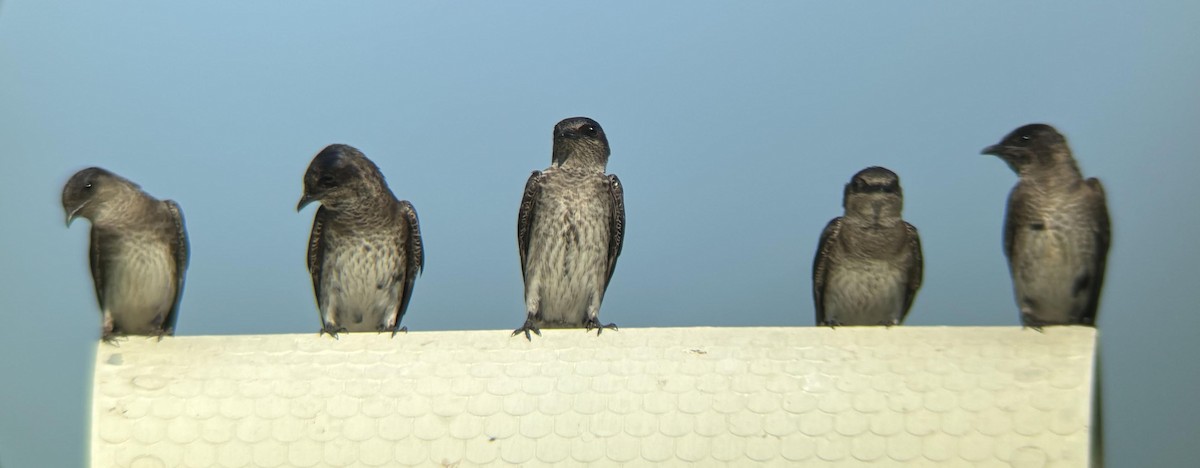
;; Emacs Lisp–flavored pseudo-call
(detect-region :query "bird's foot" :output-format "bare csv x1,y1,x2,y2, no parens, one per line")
820,320,843,328
389,325,409,338
150,327,174,342
1020,311,1048,332
584,318,618,336
101,332,124,346
511,320,541,341
320,324,348,339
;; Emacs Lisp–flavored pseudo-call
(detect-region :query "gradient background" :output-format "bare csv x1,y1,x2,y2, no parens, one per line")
2,1,1198,466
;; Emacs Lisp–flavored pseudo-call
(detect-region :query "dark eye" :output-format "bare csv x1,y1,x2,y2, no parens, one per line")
318,175,337,188
581,125,598,136
83,183,94,191
882,185,898,194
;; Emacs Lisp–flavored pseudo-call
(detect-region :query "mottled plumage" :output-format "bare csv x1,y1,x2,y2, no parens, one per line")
514,117,625,340
982,124,1110,326
62,167,189,341
813,167,923,326
298,144,424,337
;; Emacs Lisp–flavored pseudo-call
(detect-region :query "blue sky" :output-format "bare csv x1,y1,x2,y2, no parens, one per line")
1,1,1198,466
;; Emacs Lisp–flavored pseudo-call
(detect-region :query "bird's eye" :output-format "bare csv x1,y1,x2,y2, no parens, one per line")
83,183,94,191
1020,134,1032,142
318,175,337,188
581,125,597,136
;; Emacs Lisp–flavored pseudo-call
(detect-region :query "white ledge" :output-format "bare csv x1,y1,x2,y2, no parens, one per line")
91,326,1098,466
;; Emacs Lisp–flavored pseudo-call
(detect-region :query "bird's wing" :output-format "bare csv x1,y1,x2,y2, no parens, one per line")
812,217,843,326
1081,178,1111,324
516,171,543,279
88,228,114,314
395,200,424,325
900,221,924,323
1002,187,1027,263
162,200,189,334
603,174,626,292
307,207,330,311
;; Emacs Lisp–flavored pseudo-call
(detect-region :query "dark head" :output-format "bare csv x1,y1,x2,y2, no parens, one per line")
551,117,611,169
843,166,904,224
981,123,1078,176
297,144,388,212
62,167,138,226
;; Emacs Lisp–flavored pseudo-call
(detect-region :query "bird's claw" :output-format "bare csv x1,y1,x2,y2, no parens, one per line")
1020,312,1048,332
101,333,124,346
320,324,349,339
512,320,541,341
389,325,409,338
150,327,173,342
584,318,618,336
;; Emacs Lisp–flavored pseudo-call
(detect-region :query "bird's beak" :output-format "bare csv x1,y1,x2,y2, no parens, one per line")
296,194,316,212
980,144,1005,156
65,204,85,227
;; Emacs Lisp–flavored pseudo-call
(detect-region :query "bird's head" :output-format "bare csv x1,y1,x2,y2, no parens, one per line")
297,144,384,212
62,167,133,227
843,166,904,225
551,117,610,169
981,123,1072,176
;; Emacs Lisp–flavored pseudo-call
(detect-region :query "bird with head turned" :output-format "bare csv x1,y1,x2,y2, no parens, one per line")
981,123,1110,327
62,167,189,342
298,144,424,337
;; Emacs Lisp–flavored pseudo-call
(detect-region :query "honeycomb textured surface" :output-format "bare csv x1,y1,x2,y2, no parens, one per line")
91,326,1097,467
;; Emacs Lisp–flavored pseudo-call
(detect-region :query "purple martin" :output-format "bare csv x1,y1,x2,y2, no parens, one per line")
62,167,189,341
982,124,1110,327
813,167,923,326
297,144,424,337
514,117,625,340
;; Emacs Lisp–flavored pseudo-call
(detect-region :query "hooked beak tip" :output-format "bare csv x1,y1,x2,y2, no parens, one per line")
296,196,313,212
65,208,81,227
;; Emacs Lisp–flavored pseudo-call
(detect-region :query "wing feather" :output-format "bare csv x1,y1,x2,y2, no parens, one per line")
516,171,543,279
604,174,626,291
307,207,329,313
88,228,111,314
900,221,923,323
161,200,189,334
1081,178,1110,324
395,200,423,326
812,217,843,326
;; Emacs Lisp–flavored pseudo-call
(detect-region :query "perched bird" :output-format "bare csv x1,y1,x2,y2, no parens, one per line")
813,167,923,326
62,167,189,341
297,144,424,337
982,124,1110,327
514,117,626,340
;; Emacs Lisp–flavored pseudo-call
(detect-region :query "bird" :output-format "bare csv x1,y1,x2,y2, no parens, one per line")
514,117,626,340
982,123,1110,327
297,144,424,337
812,166,923,326
62,167,189,342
